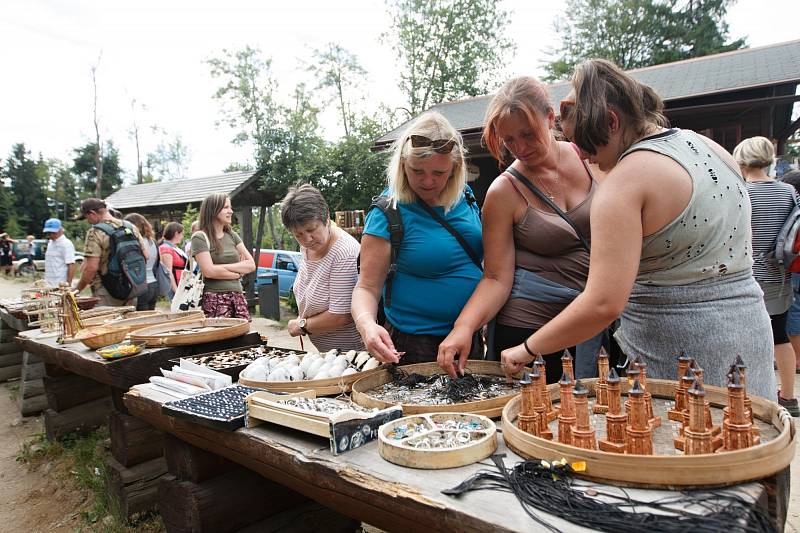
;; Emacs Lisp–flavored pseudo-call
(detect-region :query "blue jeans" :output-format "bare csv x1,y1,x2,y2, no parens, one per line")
786,273,800,336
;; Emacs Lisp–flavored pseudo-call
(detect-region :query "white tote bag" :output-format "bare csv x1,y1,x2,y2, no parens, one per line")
171,232,208,313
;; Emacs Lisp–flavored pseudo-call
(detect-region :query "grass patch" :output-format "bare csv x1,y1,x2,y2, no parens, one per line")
7,381,19,402
17,428,164,532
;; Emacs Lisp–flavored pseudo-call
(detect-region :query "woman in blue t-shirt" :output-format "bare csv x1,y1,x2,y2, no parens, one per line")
352,111,483,366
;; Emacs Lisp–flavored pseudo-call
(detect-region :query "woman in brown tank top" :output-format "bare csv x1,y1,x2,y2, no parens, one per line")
437,76,596,383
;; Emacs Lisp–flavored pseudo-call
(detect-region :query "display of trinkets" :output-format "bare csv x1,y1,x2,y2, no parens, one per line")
369,367,518,406
170,345,303,379
162,385,261,431
246,390,402,455
379,413,498,469
240,348,381,383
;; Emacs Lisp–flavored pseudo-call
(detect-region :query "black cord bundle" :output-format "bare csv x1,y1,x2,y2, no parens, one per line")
386,365,502,403
442,455,776,533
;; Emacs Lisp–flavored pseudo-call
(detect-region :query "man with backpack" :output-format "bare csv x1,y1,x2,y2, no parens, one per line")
74,198,149,307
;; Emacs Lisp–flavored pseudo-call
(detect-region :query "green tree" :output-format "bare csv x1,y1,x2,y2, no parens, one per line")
0,158,16,231
146,135,192,181
5,144,51,235
307,43,367,137
72,141,123,198
544,0,745,81
48,158,81,223
385,0,514,116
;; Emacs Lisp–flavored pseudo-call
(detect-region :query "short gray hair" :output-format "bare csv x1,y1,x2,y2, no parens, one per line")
733,136,774,169
280,184,330,229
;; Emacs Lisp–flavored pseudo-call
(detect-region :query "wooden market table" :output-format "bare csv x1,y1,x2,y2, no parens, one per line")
14,326,262,517
125,383,790,533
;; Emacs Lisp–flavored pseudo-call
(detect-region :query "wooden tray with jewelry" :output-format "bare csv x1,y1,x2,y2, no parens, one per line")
168,344,304,380
161,384,263,431
246,390,402,454
237,349,385,396
501,350,796,488
351,361,526,418
378,413,498,469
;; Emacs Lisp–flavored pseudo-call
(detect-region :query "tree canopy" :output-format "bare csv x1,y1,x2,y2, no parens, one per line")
544,0,745,81
385,0,514,116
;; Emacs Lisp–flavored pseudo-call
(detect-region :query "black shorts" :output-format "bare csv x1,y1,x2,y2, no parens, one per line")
771,311,790,345
0,256,11,267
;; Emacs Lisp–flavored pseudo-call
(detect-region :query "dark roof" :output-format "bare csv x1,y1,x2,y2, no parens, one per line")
104,171,261,210
376,39,800,145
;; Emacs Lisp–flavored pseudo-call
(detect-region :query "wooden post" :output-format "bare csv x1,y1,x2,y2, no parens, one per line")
164,434,236,483
106,455,167,518
109,410,165,467
239,207,255,309
44,396,112,440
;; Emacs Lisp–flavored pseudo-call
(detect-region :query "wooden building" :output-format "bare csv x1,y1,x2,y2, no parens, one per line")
374,40,800,203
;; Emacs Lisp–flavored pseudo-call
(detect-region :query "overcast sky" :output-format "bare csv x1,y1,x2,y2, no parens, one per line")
1,0,797,182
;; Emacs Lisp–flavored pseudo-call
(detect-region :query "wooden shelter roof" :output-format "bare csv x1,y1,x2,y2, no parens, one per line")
104,171,268,212
374,39,800,148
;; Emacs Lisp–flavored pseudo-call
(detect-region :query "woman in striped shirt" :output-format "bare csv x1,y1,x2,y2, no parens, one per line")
738,136,800,416
281,184,365,351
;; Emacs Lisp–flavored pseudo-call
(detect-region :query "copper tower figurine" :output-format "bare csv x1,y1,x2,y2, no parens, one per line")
557,372,576,445
625,380,653,455
719,370,754,452
599,368,627,453
684,379,714,455
593,347,610,414
561,350,575,382
571,380,597,450
668,351,693,422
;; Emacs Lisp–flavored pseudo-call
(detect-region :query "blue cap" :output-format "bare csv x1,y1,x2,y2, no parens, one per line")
43,218,62,233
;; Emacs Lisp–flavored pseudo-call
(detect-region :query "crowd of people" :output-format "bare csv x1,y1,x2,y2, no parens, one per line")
4,57,798,414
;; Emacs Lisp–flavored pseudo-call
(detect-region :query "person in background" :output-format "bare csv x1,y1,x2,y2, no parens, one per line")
781,171,800,378
0,233,16,277
736,138,800,416
191,193,255,320
185,220,199,256
159,221,188,299
74,198,148,307
23,235,36,268
351,111,483,366
281,184,364,351
500,59,776,400
438,76,599,382
124,213,159,311
42,218,76,287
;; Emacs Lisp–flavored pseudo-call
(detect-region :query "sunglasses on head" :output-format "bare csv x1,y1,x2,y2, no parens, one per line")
408,134,457,154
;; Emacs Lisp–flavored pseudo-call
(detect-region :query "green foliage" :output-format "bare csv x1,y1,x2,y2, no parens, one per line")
5,144,52,235
48,158,82,222
543,0,745,81
146,135,191,181
307,43,368,137
181,203,199,235
72,141,123,198
385,0,514,115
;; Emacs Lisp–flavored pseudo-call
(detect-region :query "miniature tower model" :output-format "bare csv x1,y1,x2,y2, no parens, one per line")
557,373,576,445
517,372,538,435
531,366,553,439
625,379,653,455
624,361,641,413
734,355,759,442
571,380,597,450
593,347,610,414
635,358,661,429
562,350,575,381
684,379,714,455
719,370,754,452
692,365,721,438
674,366,697,451
535,354,558,422
668,351,693,422
599,368,627,453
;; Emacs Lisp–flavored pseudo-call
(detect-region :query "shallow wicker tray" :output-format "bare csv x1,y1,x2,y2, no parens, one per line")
238,356,384,396
80,308,150,327
502,377,796,488
378,412,497,469
97,310,204,332
351,361,524,418
130,318,251,347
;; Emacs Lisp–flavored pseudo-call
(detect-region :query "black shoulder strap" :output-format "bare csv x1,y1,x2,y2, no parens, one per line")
367,196,404,308
415,191,483,271
506,166,590,252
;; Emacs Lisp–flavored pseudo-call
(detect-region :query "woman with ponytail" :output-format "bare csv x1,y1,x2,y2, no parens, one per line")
502,59,775,399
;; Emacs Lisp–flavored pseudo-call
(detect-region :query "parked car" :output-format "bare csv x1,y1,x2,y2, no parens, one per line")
12,239,84,276
253,249,302,297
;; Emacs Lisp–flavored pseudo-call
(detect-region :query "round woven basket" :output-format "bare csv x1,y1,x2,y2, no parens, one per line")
76,326,130,350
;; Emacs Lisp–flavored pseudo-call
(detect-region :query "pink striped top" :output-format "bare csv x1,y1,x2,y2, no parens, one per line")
294,227,365,351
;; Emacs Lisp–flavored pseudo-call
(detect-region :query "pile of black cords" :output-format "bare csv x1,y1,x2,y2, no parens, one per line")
442,454,776,533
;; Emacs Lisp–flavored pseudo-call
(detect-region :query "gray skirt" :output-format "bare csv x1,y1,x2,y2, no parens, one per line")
615,270,776,399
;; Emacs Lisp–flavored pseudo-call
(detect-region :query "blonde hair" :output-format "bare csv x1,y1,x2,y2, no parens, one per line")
733,136,774,169
386,111,467,213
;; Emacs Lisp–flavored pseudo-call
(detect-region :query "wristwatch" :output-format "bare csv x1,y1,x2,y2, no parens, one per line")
298,318,310,335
